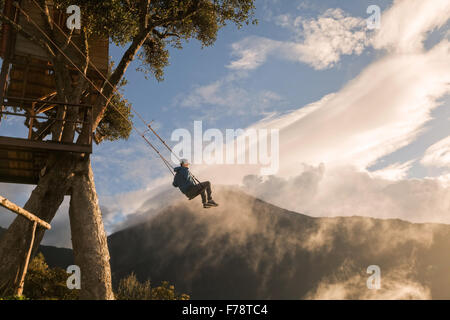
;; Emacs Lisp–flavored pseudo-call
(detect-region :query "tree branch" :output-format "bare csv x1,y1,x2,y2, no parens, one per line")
151,1,201,29
139,0,151,30
152,29,180,39
91,1,201,131
91,29,149,130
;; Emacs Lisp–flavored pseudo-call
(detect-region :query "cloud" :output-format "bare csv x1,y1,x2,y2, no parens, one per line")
111,187,449,299
93,0,450,244
241,164,450,225
196,38,450,183
370,160,415,180
228,8,369,70
175,72,284,118
102,182,183,232
306,264,432,300
196,1,449,182
421,135,450,168
373,0,450,53
230,0,450,72
227,37,278,71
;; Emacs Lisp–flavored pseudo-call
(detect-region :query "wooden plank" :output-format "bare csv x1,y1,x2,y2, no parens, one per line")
0,150,34,160
0,156,34,162
14,0,49,59
0,163,34,171
0,174,37,185
5,95,93,107
0,111,91,124
0,195,51,229
0,136,92,153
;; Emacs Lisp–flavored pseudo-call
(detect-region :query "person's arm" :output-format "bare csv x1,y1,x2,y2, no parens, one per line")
186,170,196,185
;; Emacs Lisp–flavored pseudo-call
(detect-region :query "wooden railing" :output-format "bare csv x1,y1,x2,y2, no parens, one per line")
0,95,93,148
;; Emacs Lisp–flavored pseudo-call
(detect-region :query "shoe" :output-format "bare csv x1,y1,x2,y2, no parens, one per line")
203,203,212,209
207,200,219,207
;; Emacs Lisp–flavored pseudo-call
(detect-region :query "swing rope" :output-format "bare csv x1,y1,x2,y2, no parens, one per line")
12,1,201,178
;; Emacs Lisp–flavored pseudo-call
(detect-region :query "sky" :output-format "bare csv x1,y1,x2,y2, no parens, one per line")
0,0,449,248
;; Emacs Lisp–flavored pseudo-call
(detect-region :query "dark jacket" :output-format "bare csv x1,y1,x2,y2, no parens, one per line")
172,166,196,194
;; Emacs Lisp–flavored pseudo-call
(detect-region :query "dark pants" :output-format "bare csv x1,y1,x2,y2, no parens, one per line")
186,181,212,203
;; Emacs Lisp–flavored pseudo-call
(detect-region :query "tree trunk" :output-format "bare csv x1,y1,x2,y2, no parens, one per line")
68,156,114,300
0,153,114,299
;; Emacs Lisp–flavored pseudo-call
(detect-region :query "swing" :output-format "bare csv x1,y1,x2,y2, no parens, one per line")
6,0,203,187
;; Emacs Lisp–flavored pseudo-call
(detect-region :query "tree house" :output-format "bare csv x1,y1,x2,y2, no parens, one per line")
0,0,109,184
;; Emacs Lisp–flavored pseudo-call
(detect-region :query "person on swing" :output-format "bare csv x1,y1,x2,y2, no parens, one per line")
173,159,219,209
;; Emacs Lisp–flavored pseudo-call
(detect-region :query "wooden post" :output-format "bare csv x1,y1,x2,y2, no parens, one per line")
0,0,13,121
28,103,35,139
14,220,37,297
0,60,8,124
0,57,10,125
21,56,31,133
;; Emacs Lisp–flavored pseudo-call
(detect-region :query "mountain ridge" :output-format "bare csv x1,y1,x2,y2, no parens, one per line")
1,188,449,299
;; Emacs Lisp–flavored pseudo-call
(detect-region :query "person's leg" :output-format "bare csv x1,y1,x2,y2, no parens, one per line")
187,184,208,203
202,181,212,201
200,189,207,204
201,181,218,206
186,183,217,207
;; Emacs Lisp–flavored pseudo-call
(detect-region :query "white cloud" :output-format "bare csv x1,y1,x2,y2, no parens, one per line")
421,135,450,168
230,0,450,71
198,39,450,182
176,72,284,117
228,8,368,71
99,175,172,228
241,164,450,225
373,0,450,53
186,1,450,226
370,160,415,181
228,37,277,71
306,265,432,300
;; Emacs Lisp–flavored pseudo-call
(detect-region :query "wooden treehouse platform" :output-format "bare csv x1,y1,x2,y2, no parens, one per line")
0,0,109,185
0,97,93,185
0,136,92,185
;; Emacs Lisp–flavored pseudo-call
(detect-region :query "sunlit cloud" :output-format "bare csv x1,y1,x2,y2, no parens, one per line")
228,8,368,71
373,0,450,53
421,135,450,168
370,160,415,181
